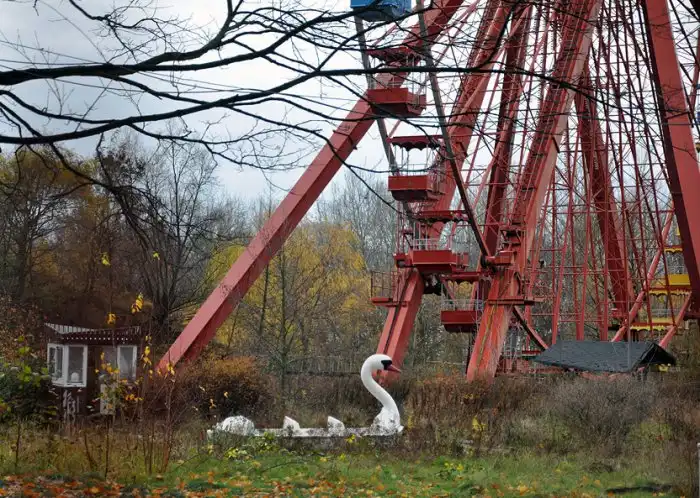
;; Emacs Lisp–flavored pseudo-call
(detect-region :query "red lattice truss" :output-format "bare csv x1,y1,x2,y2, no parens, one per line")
159,0,700,380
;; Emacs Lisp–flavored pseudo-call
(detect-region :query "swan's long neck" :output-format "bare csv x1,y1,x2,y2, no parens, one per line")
361,362,399,417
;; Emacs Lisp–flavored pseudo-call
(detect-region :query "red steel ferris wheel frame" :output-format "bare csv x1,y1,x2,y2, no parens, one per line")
158,0,700,379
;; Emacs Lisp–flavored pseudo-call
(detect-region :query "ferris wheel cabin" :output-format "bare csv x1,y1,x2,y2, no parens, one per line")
350,0,411,22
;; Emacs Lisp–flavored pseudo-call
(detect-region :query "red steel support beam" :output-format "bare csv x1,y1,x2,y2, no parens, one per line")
575,69,633,316
444,0,505,161
466,0,603,381
643,0,700,306
612,211,674,341
659,294,692,348
484,5,530,254
158,0,471,370
376,0,511,366
478,4,530,319
376,270,424,376
160,101,374,368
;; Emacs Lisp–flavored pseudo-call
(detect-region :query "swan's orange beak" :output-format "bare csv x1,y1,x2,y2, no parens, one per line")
386,364,401,373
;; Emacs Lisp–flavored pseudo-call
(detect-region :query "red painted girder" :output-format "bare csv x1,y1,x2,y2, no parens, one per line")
575,69,633,315
441,1,510,174
376,0,509,368
479,4,531,308
160,99,375,368
376,269,424,374
659,294,692,349
512,307,547,350
467,271,519,380
467,0,603,381
424,0,513,254
643,0,700,305
612,212,674,341
158,0,472,370
483,5,530,254
427,0,514,222
421,3,528,232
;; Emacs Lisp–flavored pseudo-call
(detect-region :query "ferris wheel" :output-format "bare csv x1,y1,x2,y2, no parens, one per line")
160,0,700,381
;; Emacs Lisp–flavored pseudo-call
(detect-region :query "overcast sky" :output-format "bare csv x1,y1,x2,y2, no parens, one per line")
0,0,401,202
2,0,691,213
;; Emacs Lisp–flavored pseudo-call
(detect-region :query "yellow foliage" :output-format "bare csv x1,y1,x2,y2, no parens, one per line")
0,148,107,296
131,293,144,314
33,239,60,278
205,224,370,352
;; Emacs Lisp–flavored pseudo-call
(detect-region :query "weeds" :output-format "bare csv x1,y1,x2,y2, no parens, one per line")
0,451,680,497
0,361,698,494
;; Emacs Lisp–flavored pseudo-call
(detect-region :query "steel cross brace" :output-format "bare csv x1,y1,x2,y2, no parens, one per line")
575,68,633,317
659,294,692,348
483,3,530,255
642,0,700,310
377,0,513,370
157,0,472,370
479,4,549,351
466,0,603,382
612,211,675,342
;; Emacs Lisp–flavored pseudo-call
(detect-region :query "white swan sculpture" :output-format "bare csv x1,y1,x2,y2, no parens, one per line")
207,354,403,439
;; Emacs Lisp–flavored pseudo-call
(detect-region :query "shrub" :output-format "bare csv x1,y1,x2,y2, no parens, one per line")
0,344,57,425
540,376,657,454
172,357,272,420
0,296,44,363
281,374,412,427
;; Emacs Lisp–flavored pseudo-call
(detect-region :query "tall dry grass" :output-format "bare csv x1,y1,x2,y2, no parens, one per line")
3,354,700,494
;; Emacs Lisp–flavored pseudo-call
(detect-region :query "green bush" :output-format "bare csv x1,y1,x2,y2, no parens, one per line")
0,358,57,424
626,418,673,451
505,415,574,453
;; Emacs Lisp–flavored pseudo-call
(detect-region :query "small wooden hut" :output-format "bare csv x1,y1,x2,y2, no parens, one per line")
44,323,142,420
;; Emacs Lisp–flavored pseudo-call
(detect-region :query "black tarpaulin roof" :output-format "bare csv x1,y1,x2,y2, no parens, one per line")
532,341,676,373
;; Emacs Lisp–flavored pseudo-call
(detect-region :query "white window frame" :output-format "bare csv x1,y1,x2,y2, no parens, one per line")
101,345,138,381
47,343,88,387
47,344,64,383
117,345,138,380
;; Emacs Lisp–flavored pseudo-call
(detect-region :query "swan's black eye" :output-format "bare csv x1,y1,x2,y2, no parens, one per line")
380,359,392,370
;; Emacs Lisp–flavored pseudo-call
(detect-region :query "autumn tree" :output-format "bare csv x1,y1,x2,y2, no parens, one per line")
94,134,249,342
0,132,248,346
0,148,92,301
208,218,371,392
317,171,397,271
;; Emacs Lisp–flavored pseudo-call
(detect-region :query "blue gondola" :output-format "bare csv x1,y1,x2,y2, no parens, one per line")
350,0,411,22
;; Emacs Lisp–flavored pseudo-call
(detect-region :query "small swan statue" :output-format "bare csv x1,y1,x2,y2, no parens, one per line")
207,354,403,439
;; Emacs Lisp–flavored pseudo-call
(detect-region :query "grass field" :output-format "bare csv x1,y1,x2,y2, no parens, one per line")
0,451,682,497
